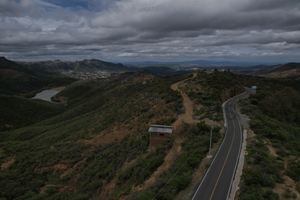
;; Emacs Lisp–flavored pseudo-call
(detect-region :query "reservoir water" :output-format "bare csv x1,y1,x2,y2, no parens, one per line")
32,89,60,102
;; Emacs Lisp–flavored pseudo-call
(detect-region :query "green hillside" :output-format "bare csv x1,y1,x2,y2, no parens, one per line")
237,78,300,200
0,96,62,132
0,71,188,200
0,70,258,200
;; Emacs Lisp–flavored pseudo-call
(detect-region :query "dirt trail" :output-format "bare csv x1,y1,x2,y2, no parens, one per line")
170,75,204,149
171,81,201,127
139,74,202,185
132,75,200,193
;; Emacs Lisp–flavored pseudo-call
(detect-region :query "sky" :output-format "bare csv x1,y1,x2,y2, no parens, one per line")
1,0,300,63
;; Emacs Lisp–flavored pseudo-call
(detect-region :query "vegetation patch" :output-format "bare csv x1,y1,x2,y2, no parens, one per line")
238,77,300,200
129,121,221,200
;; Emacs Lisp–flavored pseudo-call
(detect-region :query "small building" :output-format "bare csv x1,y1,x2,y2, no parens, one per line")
251,86,257,89
148,124,174,147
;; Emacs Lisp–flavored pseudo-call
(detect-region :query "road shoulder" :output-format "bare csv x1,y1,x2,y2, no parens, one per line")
228,100,251,200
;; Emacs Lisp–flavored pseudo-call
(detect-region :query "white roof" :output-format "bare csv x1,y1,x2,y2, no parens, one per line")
148,124,173,134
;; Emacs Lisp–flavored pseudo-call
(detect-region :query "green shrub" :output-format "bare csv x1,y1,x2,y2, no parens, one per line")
13,191,36,200
263,189,279,200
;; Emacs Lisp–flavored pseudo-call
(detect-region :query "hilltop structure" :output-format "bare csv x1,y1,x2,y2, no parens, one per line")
148,124,174,147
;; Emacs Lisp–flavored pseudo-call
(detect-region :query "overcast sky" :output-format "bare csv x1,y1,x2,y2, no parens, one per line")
1,0,300,63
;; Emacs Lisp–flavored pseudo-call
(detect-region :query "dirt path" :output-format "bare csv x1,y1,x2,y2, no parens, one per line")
123,73,224,199
132,76,200,193
170,79,202,150
171,80,201,126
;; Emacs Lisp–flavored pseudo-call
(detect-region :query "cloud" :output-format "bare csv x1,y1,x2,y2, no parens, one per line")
0,0,44,17
1,0,300,63
32,0,61,8
27,24,43,32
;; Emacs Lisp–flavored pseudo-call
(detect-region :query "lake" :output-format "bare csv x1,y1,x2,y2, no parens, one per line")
32,88,63,102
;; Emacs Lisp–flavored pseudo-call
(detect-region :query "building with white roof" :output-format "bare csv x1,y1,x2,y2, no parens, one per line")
148,124,174,147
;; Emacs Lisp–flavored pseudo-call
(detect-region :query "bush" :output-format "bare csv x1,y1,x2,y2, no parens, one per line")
263,189,279,200
286,160,300,181
13,191,35,200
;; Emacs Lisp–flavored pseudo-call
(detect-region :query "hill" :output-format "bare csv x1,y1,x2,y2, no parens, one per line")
237,78,300,200
0,57,77,96
0,96,62,132
0,70,263,200
19,59,137,72
250,62,300,78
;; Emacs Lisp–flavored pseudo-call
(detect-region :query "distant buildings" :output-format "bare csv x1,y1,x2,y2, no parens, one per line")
60,70,118,80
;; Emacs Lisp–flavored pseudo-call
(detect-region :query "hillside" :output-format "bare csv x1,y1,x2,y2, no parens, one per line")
250,62,300,78
19,59,137,72
0,57,77,96
0,96,62,132
236,78,300,200
0,70,262,200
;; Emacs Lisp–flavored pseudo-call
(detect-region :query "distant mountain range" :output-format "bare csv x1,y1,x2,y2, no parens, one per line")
125,60,282,66
18,59,196,76
13,58,300,78
0,57,76,96
250,63,300,78
19,59,135,72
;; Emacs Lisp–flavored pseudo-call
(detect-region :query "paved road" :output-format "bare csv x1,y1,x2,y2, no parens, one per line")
192,88,252,200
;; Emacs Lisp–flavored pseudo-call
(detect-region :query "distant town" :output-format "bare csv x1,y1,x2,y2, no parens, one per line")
61,70,122,80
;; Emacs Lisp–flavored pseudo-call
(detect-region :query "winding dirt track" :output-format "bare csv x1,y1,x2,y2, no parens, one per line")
171,80,201,130
132,74,199,192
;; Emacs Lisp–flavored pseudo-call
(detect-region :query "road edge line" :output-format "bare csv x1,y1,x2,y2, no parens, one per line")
191,89,248,200
226,98,243,200
226,88,250,200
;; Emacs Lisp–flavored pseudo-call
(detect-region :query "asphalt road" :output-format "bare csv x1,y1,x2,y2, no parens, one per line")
192,88,252,200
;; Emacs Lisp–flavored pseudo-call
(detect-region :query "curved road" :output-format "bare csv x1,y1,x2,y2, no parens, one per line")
192,88,252,200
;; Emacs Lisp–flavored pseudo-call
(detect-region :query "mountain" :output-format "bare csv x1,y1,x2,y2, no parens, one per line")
125,60,281,66
0,57,77,96
19,59,198,76
0,56,38,80
19,59,137,72
250,62,300,78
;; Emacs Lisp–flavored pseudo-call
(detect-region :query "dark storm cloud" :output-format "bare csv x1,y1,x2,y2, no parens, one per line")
240,0,300,12
90,0,300,32
1,0,300,62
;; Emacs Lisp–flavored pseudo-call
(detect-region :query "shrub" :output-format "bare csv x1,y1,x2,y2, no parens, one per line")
263,189,279,200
